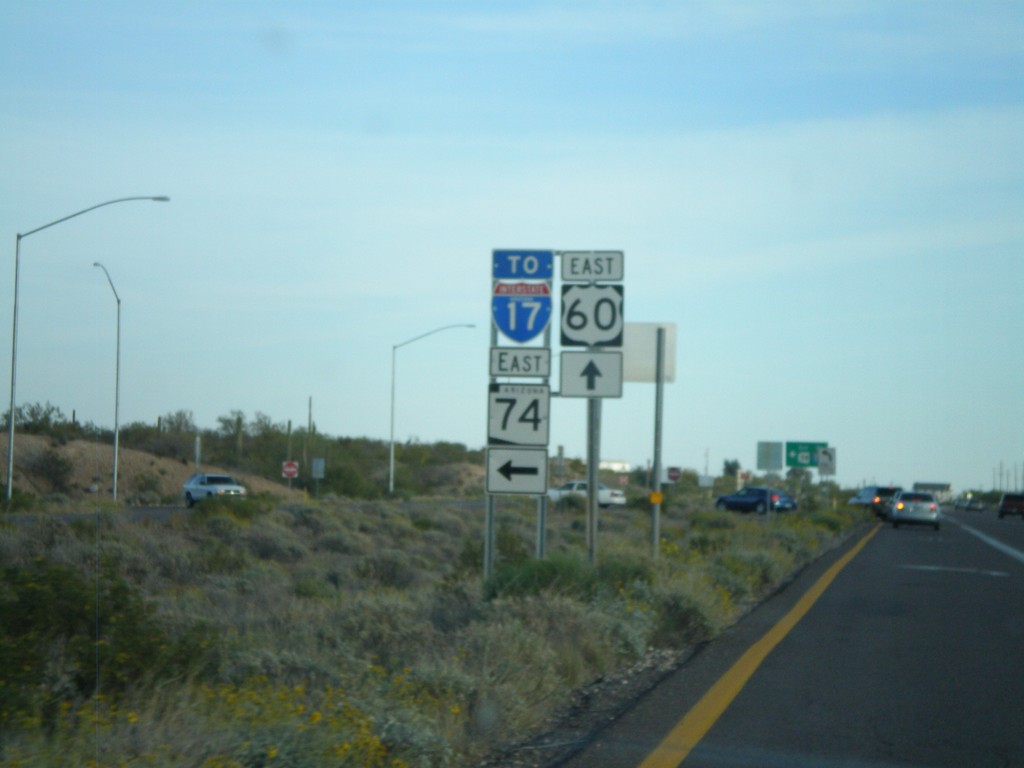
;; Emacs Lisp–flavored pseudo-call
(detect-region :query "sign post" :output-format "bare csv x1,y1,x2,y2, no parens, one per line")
282,460,299,490
560,250,625,564
487,250,555,580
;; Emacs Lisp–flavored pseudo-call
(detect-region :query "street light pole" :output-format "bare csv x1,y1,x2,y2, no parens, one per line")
6,196,169,504
93,263,121,502
389,323,475,494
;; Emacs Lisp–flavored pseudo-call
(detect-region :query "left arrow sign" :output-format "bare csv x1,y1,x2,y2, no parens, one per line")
498,460,539,481
486,447,548,495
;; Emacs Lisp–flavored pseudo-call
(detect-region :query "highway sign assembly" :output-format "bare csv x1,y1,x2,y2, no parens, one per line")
488,383,550,445
559,350,623,398
489,347,551,378
486,447,548,495
560,284,624,347
492,281,552,343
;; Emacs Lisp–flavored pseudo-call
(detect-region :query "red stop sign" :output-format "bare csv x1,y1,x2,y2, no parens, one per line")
667,467,682,483
282,460,299,479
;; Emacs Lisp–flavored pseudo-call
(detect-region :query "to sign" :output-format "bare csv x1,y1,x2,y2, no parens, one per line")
493,250,553,279
281,460,299,479
492,281,552,343
486,447,548,495
561,251,624,282
561,284,624,347
488,383,549,446
559,351,623,397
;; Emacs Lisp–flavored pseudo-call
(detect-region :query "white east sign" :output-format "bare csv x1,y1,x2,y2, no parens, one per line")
561,250,624,282
489,347,551,378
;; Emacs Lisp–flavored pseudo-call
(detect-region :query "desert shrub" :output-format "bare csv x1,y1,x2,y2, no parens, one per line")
0,558,214,733
192,493,273,522
802,509,845,533
495,521,530,564
0,484,37,511
766,526,815,560
133,470,162,496
196,538,250,574
428,579,482,633
649,588,720,647
336,594,436,670
689,510,736,530
597,553,654,590
31,448,73,492
711,547,789,600
245,527,308,564
355,548,420,589
456,537,483,574
485,554,593,600
686,529,731,555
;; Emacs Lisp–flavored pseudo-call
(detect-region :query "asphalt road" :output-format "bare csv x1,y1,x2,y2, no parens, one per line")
562,509,1024,768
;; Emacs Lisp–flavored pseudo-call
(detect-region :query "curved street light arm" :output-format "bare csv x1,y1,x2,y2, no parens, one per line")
19,196,170,240
393,323,476,352
389,323,475,494
6,196,169,505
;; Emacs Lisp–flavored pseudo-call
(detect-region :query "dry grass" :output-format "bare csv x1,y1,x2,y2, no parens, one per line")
0,482,867,766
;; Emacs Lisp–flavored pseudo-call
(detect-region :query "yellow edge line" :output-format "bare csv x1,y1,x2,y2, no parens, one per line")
638,524,880,768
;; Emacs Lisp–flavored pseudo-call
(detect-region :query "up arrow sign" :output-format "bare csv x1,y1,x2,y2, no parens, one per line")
560,351,623,398
581,360,602,391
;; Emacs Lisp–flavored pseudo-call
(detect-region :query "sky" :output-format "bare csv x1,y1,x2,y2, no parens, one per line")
1,1,1021,493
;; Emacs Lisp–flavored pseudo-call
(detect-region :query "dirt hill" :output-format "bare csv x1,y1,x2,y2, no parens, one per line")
2,433,304,504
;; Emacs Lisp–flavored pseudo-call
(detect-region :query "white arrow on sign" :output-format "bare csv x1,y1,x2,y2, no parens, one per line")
486,447,548,495
559,351,623,398
560,284,624,347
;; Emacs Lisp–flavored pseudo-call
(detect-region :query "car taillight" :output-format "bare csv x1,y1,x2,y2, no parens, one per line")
873,496,881,504
930,503,936,510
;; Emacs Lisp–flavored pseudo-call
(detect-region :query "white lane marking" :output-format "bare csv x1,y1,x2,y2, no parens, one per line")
899,564,1009,577
957,523,1024,567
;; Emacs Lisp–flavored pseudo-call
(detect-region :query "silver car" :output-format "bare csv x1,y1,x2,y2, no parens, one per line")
889,491,940,530
182,472,247,507
547,480,626,507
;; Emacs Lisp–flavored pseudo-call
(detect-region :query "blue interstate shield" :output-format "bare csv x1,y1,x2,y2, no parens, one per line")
492,282,552,343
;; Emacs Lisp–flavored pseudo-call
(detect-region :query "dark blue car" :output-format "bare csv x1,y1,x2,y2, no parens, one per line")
715,486,797,513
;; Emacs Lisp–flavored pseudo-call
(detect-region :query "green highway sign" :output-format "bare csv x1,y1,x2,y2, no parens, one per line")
786,441,828,468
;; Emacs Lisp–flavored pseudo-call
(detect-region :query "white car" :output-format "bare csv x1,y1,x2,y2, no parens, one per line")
182,473,247,507
547,480,626,508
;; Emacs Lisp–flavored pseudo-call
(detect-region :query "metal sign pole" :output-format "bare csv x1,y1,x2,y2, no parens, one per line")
587,396,601,564
651,327,665,558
